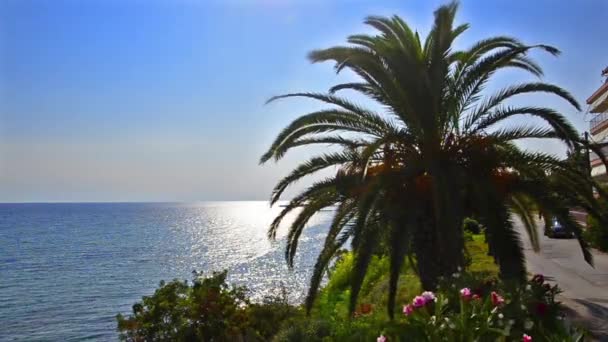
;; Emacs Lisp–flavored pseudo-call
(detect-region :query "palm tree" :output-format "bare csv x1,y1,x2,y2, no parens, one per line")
260,1,607,318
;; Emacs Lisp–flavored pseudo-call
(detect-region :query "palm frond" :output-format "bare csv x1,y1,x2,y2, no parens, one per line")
285,192,339,267
270,151,357,204
305,200,357,313
387,220,411,318
260,106,395,163
472,106,579,147
267,177,339,239
509,194,540,252
464,82,580,130
348,192,381,315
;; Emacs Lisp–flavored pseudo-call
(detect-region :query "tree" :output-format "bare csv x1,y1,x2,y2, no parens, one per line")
260,1,608,318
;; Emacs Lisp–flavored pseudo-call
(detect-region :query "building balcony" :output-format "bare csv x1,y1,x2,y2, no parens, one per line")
590,91,608,114
590,112,608,134
590,142,608,168
587,81,608,113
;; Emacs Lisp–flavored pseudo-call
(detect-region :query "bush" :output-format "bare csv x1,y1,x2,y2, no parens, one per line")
463,217,483,235
116,270,298,341
376,273,585,342
585,215,608,252
274,272,584,341
118,244,581,341
272,319,331,342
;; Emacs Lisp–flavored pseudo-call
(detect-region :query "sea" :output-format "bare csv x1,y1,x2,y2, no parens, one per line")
0,202,333,341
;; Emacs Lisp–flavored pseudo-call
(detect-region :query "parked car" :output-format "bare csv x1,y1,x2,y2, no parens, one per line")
548,218,574,238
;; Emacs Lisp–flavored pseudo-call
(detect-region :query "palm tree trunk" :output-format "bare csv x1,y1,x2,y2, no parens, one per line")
413,217,440,290
432,166,465,280
437,220,464,277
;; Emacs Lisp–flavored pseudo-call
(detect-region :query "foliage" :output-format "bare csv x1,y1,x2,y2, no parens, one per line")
260,0,608,317
465,234,499,275
582,184,608,252
116,270,299,341
463,217,483,234
118,245,584,341
272,272,584,341
381,274,585,342
585,214,608,252
313,237,494,321
272,319,332,342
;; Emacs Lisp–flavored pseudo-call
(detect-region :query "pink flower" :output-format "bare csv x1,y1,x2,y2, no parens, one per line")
413,296,427,308
377,334,387,342
421,291,436,302
403,304,414,316
491,291,505,306
460,287,472,300
523,334,532,342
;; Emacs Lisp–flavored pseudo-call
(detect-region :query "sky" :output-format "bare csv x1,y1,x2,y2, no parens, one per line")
1,0,607,202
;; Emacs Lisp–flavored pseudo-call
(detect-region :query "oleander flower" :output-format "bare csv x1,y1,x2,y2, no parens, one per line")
491,291,505,306
377,334,387,342
523,333,532,342
413,296,427,308
460,287,472,300
403,304,414,316
421,291,436,302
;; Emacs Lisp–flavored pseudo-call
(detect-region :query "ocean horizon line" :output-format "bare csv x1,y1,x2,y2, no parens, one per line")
0,200,282,205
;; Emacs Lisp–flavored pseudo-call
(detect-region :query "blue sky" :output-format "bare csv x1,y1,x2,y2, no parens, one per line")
1,0,607,202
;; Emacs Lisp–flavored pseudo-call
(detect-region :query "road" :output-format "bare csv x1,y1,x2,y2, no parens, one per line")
516,219,608,340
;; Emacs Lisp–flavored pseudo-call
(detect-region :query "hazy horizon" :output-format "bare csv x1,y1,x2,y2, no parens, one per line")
2,0,608,202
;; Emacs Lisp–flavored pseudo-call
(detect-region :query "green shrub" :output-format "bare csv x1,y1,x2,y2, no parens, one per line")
585,215,608,252
118,240,580,341
463,217,483,234
376,274,585,342
272,319,331,342
116,270,297,341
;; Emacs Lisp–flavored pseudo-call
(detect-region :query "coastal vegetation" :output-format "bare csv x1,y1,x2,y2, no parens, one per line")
260,0,607,317
117,234,585,341
118,1,607,340
586,207,608,252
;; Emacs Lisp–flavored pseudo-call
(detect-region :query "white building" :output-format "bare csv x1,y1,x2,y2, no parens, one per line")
588,67,608,182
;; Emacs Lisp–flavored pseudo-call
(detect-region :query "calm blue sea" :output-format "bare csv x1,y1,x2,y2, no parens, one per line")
0,202,332,341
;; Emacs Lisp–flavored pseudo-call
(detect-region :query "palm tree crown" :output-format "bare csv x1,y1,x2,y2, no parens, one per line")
261,1,607,318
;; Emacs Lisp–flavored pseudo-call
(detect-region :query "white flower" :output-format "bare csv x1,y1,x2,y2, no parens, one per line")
457,266,462,272
452,272,460,278
524,319,534,330
421,291,436,302
508,319,515,326
526,284,532,291
498,313,504,319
